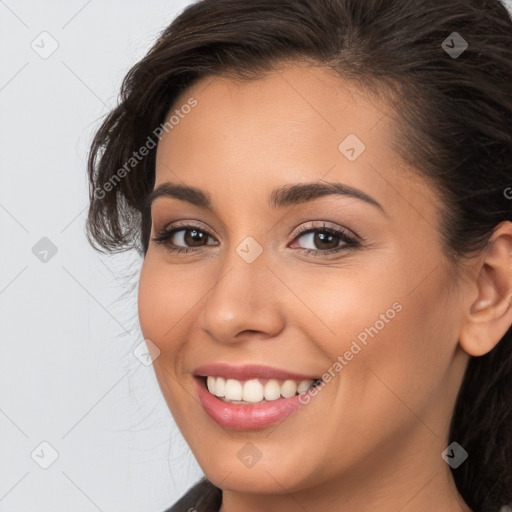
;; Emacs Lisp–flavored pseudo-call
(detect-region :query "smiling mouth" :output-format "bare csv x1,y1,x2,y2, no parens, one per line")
203,376,321,404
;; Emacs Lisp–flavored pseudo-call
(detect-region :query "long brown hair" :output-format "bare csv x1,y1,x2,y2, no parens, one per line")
86,1,512,511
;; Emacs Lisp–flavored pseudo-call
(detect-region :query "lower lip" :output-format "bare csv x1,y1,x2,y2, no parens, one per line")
195,378,309,430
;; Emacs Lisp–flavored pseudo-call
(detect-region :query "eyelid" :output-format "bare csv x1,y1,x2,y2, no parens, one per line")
152,219,364,258
153,220,361,244
290,220,363,242
154,219,218,239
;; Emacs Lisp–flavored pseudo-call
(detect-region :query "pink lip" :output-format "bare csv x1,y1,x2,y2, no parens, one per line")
194,377,308,430
193,363,317,381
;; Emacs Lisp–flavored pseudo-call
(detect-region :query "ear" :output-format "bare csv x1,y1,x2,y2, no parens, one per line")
459,221,512,357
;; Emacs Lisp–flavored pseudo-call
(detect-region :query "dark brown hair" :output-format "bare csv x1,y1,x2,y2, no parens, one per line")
86,1,512,511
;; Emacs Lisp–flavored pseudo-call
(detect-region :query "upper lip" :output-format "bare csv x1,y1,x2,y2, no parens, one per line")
193,363,318,381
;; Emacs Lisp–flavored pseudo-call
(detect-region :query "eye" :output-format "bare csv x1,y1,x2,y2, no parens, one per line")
151,221,362,257
151,222,218,254
289,222,361,256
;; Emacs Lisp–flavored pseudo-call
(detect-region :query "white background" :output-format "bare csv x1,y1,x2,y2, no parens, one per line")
0,2,202,511
1,1,511,511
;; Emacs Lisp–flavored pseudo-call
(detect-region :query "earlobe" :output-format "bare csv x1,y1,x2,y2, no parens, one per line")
459,221,512,357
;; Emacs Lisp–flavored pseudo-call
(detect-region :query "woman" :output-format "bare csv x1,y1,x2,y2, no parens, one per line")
85,0,512,511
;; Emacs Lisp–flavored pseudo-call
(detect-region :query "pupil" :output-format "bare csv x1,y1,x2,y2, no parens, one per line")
181,230,340,249
185,229,206,247
315,232,338,250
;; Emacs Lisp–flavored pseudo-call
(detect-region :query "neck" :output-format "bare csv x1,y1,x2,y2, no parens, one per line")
218,429,472,512
220,470,470,512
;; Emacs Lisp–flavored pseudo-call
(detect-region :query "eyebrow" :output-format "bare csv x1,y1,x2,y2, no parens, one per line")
146,181,386,214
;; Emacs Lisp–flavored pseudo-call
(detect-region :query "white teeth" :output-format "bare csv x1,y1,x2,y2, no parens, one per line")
214,377,226,397
205,376,315,403
264,379,281,401
224,379,243,401
242,379,264,403
297,380,312,393
281,380,297,398
207,376,215,394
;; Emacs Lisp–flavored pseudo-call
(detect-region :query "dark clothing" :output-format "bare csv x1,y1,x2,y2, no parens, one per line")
164,477,222,512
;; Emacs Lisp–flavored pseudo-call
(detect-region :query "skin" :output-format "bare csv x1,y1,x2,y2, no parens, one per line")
137,62,512,512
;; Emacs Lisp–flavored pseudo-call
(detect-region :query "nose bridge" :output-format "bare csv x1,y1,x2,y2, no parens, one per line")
199,237,284,342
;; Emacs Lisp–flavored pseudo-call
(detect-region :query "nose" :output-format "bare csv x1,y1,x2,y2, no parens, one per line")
198,248,286,344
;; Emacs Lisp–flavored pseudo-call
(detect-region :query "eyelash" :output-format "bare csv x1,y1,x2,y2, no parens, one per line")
151,221,363,257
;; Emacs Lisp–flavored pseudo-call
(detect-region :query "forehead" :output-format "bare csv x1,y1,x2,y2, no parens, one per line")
158,64,392,164
153,64,438,220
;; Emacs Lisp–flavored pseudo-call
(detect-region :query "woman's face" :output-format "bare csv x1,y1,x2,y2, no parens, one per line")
138,64,471,501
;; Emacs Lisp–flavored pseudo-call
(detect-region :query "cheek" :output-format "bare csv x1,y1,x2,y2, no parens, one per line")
288,263,404,355
137,254,202,351
339,271,459,415
302,260,456,402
